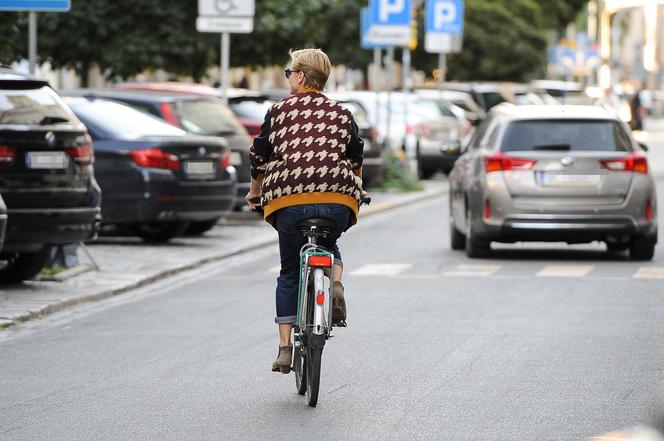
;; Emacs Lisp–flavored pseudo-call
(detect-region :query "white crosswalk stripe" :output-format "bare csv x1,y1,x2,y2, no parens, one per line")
443,264,501,277
350,263,412,276
634,267,664,279
536,265,595,277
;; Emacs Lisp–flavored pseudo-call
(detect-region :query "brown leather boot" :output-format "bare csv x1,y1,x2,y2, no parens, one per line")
332,281,346,322
271,345,292,374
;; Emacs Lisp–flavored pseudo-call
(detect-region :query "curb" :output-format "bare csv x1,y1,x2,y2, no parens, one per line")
0,186,447,330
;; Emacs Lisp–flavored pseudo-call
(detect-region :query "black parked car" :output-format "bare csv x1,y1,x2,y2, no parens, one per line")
72,89,251,210
0,70,101,282
63,96,236,241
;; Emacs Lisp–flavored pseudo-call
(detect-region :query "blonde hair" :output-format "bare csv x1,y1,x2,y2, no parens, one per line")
289,48,331,91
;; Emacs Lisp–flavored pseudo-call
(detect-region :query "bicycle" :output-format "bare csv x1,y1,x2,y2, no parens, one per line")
292,195,370,407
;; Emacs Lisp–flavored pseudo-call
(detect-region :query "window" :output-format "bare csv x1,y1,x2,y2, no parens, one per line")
501,120,634,152
174,99,248,136
0,85,77,125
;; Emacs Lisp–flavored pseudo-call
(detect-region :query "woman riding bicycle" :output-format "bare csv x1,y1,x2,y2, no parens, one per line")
245,48,365,374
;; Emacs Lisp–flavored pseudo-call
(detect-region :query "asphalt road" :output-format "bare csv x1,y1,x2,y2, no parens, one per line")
2,168,664,440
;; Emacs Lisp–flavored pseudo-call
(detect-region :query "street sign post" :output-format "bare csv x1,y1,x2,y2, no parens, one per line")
197,0,255,102
424,0,464,54
0,0,72,75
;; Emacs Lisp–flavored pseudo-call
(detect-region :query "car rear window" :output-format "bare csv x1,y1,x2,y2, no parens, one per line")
501,120,633,152
65,98,186,139
0,85,77,125
174,99,248,137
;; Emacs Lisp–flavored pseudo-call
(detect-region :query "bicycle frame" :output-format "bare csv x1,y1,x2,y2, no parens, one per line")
296,243,334,337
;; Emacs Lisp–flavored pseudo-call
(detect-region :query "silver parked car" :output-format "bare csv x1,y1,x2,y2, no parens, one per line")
448,104,658,260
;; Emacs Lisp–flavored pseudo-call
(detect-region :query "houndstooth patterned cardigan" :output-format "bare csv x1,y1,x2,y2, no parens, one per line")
249,91,365,225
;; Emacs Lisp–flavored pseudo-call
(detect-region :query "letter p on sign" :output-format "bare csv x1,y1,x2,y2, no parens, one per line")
379,0,405,22
434,1,457,30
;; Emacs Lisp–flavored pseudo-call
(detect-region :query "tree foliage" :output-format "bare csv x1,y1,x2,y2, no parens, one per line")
0,0,588,83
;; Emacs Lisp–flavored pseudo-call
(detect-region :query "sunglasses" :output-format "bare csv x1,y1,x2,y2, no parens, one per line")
284,68,302,79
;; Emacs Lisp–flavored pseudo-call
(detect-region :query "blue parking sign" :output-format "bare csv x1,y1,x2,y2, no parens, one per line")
370,0,411,25
361,8,388,49
0,0,70,11
426,0,464,35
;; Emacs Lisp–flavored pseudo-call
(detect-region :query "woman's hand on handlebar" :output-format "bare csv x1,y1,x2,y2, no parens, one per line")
245,191,262,210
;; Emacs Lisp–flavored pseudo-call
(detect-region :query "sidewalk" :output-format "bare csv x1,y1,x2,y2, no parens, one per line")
0,181,447,329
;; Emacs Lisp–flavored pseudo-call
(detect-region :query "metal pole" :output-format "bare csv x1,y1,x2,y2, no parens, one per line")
28,12,37,75
439,53,447,85
402,48,410,92
220,32,230,103
386,47,394,155
373,48,381,130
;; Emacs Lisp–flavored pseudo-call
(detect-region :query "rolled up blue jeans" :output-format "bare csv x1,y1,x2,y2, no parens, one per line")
273,204,350,324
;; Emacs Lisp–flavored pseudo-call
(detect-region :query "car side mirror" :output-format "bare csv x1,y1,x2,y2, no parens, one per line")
638,142,649,152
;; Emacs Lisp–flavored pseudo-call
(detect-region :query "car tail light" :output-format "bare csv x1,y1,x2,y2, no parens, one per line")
308,255,332,267
406,124,414,135
159,103,181,127
0,145,15,164
600,153,648,174
219,149,231,169
483,199,491,220
130,148,181,170
316,291,325,305
484,152,537,173
646,201,653,221
68,141,94,165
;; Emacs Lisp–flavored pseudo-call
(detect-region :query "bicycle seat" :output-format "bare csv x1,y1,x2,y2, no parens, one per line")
296,218,336,237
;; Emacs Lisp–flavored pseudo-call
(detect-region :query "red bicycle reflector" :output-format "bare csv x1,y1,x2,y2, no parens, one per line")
316,292,325,305
308,255,332,267
483,199,491,220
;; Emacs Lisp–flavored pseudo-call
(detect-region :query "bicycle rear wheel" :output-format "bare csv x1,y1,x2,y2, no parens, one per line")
293,334,307,395
306,346,322,407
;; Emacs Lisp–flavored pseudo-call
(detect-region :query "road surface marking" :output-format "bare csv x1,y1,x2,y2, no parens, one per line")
536,265,594,277
634,267,664,279
443,264,501,277
350,263,412,276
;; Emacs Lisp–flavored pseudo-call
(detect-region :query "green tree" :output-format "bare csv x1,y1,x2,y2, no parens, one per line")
0,12,26,65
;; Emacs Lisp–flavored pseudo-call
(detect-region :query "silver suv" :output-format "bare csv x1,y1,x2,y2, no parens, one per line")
448,104,657,260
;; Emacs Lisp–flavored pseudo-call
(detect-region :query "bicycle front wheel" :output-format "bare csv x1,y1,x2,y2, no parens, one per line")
294,335,307,395
306,346,322,407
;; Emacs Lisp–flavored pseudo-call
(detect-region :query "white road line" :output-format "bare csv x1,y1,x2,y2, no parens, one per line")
443,264,501,277
350,263,412,276
536,265,595,278
634,267,664,279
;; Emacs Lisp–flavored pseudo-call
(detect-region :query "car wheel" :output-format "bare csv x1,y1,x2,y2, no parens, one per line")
133,221,189,243
606,242,629,253
449,211,465,250
184,218,220,236
629,236,656,261
464,205,491,258
0,246,53,283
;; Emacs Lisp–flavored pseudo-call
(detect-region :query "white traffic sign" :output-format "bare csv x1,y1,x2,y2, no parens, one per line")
365,0,412,47
198,0,254,17
196,16,253,33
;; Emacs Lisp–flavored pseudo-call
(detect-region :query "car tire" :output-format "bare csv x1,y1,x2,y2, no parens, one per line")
0,246,53,283
133,221,189,243
450,218,465,250
629,236,656,261
464,205,491,258
184,218,220,236
606,242,629,253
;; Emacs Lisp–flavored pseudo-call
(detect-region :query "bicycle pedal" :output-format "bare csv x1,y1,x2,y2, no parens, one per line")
332,320,347,327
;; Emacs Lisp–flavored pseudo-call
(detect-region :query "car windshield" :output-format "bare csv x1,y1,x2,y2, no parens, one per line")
0,85,76,125
174,99,248,136
65,98,186,139
229,99,273,121
501,120,633,152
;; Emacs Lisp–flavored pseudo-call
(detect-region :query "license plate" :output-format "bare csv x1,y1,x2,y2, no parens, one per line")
26,151,68,169
184,161,214,175
231,152,242,166
540,172,601,186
